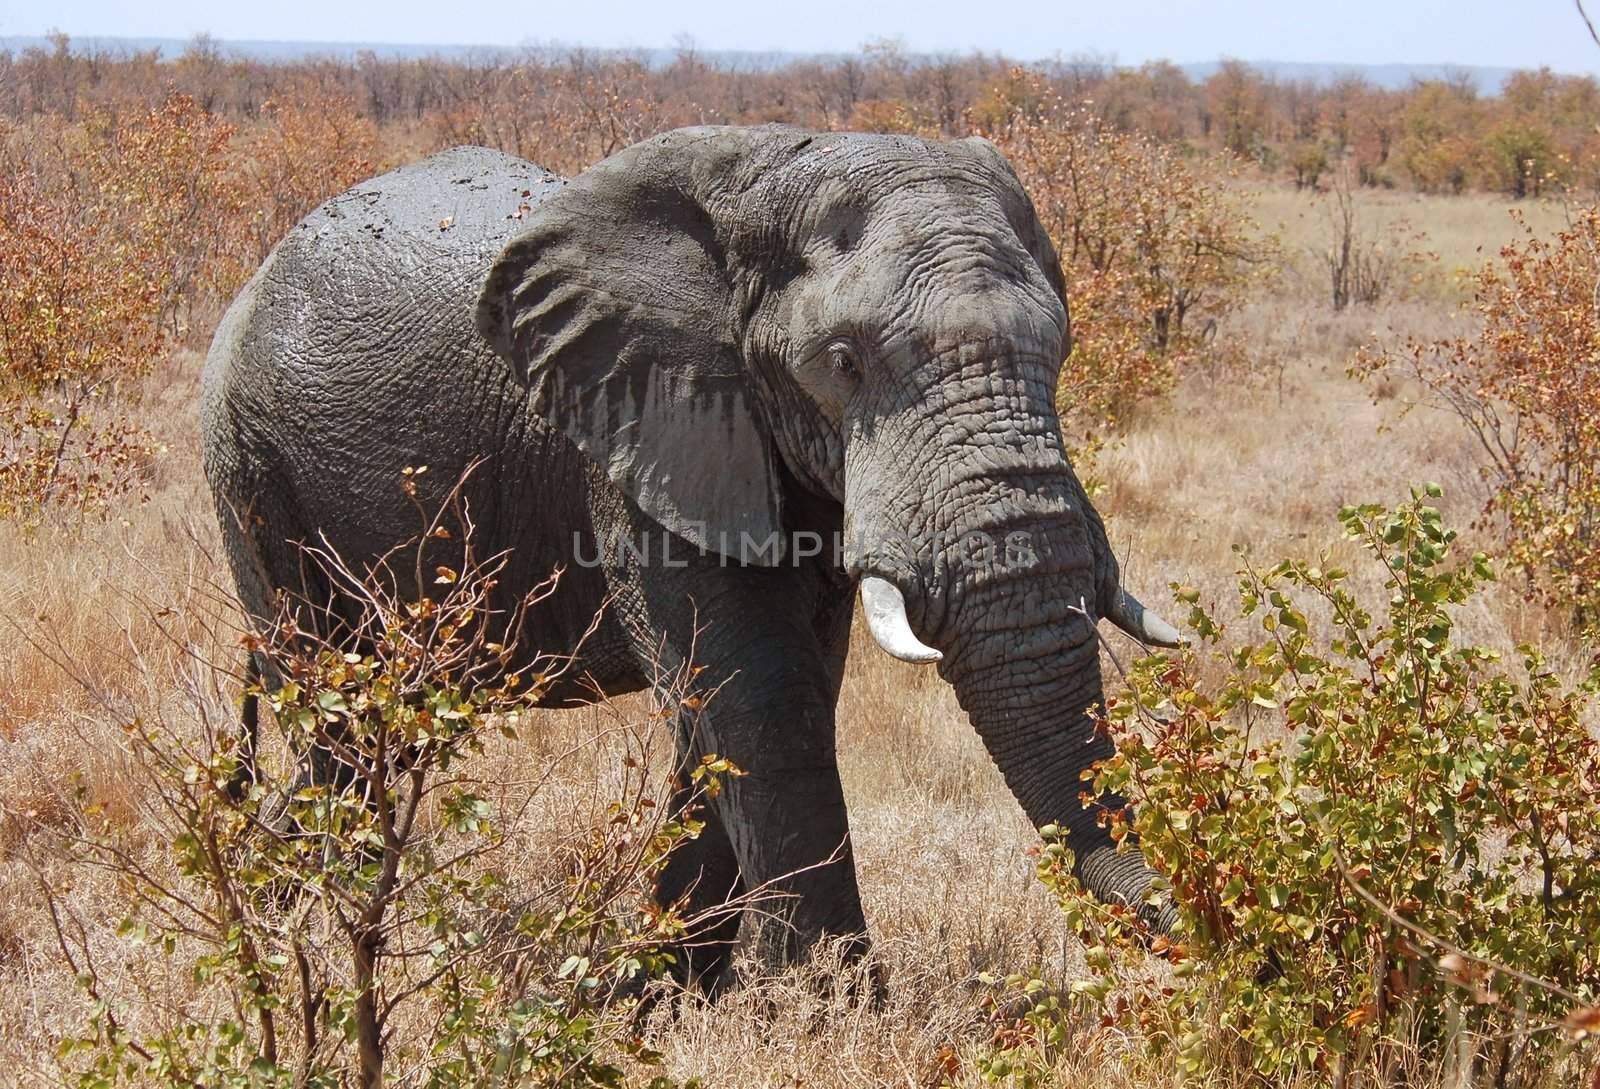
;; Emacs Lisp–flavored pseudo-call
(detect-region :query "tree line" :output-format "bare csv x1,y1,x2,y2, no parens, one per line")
5,32,1599,196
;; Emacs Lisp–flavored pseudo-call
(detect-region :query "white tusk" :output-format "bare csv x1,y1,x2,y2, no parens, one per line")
860,577,942,664
1106,587,1185,648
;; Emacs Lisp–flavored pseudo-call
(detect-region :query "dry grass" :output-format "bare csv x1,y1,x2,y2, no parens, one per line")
1247,183,1572,293
0,184,1587,1087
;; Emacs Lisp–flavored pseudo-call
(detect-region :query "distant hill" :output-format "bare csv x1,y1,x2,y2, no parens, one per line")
0,34,1548,94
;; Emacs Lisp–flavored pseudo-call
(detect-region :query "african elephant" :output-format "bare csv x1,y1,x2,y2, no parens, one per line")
200,127,1182,989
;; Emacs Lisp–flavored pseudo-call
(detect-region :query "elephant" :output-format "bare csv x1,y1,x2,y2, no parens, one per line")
200,126,1183,990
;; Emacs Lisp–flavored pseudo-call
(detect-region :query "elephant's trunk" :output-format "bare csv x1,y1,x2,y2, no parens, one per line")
842,345,1175,929
935,589,1172,929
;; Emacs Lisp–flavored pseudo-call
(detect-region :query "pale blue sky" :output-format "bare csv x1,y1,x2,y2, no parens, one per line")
3,0,1599,73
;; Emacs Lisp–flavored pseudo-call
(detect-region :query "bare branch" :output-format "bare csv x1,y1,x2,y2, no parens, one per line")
1579,0,1600,50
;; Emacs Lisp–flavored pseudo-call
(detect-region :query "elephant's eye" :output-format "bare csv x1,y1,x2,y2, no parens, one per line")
826,342,859,378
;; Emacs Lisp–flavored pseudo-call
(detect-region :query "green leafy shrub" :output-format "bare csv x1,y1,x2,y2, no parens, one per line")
42,483,716,1088
980,487,1600,1086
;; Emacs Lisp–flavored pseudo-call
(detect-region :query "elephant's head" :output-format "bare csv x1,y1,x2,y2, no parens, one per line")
476,126,1180,923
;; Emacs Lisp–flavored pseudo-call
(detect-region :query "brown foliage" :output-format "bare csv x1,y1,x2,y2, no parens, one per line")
0,130,162,517
1358,208,1600,620
431,53,675,177
986,73,1259,431
9,36,1600,196
0,90,381,521
227,93,377,268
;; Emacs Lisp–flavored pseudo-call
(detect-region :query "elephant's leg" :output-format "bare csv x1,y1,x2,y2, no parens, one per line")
653,762,746,993
651,576,852,990
719,732,867,970
647,603,868,974
813,583,854,707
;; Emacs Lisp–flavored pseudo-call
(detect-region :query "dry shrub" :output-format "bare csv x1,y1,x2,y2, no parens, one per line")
432,55,672,178
34,485,716,1089
16,35,1600,199
0,91,382,524
848,97,929,135
1358,206,1600,622
0,94,240,519
72,95,239,335
1318,161,1436,313
0,133,162,518
228,93,377,270
983,72,1261,434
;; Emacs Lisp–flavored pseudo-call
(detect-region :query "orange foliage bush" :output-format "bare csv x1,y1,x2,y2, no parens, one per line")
847,97,926,135
1359,208,1600,619
0,91,381,520
433,56,674,178
76,94,240,331
228,93,378,270
986,73,1259,433
0,134,163,517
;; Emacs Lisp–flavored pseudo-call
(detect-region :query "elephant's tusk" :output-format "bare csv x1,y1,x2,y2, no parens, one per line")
1106,587,1185,648
860,577,943,664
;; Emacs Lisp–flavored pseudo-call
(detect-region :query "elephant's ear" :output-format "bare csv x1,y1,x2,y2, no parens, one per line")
476,129,785,565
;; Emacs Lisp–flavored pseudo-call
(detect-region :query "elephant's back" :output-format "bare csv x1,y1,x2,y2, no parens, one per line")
252,146,564,336
199,147,571,606
298,146,564,263
204,146,563,410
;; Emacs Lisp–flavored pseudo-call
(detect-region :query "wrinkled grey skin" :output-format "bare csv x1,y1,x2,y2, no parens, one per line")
201,127,1173,990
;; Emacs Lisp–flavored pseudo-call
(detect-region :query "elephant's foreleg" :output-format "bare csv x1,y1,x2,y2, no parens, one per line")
678,672,869,971
726,754,869,970
634,575,869,977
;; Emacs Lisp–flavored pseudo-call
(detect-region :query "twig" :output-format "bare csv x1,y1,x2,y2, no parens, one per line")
1578,0,1600,50
1331,842,1584,1007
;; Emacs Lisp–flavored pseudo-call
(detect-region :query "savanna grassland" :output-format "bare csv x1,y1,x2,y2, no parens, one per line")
2,37,1600,1088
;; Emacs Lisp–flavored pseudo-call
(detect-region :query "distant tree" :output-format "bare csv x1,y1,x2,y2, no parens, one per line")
1205,59,1267,159
1288,140,1329,190
1486,122,1559,198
